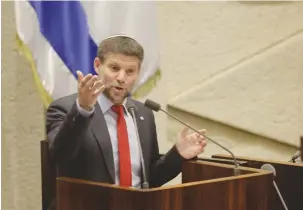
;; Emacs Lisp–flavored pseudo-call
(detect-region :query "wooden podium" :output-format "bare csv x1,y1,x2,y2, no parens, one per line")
208,154,303,210
56,161,273,210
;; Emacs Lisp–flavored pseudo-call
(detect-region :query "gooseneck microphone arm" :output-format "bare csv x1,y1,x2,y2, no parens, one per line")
126,100,149,189
144,99,240,176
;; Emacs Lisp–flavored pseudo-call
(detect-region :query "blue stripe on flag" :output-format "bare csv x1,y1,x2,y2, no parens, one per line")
29,1,98,77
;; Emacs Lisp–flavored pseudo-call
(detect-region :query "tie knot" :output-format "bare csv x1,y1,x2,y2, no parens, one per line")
111,105,124,115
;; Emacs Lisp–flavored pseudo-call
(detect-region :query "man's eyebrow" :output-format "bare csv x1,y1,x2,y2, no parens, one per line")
107,61,119,66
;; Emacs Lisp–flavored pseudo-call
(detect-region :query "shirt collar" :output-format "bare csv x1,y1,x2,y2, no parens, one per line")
98,93,128,114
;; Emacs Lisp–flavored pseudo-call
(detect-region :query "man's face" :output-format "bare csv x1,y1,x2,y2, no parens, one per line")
94,53,140,104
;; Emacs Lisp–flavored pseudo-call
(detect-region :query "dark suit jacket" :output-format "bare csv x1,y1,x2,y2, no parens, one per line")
46,93,185,208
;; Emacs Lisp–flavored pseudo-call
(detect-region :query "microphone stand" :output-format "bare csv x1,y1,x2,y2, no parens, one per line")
128,107,149,189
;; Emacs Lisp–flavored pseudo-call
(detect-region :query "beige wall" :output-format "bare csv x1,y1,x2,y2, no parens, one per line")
2,1,302,209
142,1,303,185
2,2,45,209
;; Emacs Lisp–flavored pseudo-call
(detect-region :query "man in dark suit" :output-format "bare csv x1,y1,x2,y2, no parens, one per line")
46,35,207,194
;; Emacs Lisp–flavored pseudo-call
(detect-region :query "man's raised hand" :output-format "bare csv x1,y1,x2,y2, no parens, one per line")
77,70,105,111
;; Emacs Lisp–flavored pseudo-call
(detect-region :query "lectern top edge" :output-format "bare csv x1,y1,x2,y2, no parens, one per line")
57,160,272,193
212,154,303,167
193,159,269,173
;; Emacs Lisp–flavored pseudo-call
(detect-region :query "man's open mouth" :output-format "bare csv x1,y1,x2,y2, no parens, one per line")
113,86,124,91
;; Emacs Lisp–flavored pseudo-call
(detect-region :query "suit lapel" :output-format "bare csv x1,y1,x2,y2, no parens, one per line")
91,103,115,183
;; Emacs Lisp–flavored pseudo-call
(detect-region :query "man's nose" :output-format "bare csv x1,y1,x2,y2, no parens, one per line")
116,70,126,82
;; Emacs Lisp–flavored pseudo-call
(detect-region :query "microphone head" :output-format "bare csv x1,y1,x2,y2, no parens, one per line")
126,99,137,111
144,99,161,112
261,163,276,177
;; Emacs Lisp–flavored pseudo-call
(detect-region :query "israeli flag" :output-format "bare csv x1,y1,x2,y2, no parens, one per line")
15,1,161,107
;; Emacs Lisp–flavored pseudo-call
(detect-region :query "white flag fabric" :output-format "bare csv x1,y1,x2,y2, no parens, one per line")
15,1,161,107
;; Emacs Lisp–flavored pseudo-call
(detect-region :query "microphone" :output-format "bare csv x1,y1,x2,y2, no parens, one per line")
290,151,301,163
260,164,289,210
144,99,241,176
126,99,149,189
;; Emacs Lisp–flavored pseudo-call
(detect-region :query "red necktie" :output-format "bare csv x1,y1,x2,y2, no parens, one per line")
111,105,132,187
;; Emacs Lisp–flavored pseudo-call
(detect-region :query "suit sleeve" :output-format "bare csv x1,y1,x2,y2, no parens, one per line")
148,111,185,187
46,99,93,163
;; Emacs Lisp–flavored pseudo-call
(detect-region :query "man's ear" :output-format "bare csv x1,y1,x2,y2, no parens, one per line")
93,57,102,74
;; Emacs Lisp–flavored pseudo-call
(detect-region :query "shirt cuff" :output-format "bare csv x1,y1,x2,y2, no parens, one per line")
76,98,95,117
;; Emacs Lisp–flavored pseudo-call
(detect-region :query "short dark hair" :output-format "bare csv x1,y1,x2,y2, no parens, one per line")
97,36,144,63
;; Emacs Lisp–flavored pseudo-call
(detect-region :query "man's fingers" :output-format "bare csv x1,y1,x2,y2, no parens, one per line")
191,129,207,146
195,129,207,138
90,80,105,95
93,79,104,88
92,80,104,90
80,74,93,87
93,84,106,97
201,140,207,147
77,70,84,83
181,127,189,139
193,129,206,137
198,129,207,134
199,145,205,152
85,75,98,90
